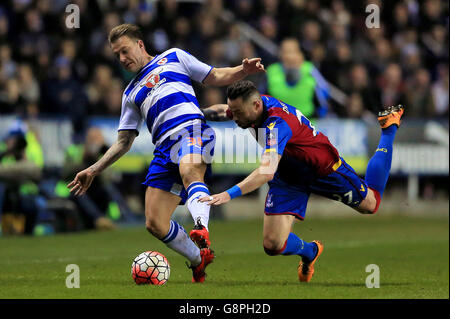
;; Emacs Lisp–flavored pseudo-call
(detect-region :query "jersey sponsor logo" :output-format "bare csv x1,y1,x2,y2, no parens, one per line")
376,148,388,153
187,137,203,147
360,184,366,192
267,122,276,130
157,57,168,65
280,102,289,114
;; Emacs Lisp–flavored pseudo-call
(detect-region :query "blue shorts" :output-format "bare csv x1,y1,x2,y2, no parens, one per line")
142,122,215,205
264,157,368,220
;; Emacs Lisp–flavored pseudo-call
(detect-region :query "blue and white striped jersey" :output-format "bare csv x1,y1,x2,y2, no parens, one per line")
118,48,213,146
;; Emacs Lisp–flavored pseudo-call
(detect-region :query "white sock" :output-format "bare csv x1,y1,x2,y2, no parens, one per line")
161,220,201,266
186,181,211,231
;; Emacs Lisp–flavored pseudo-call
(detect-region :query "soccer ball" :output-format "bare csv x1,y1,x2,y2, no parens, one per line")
131,251,170,285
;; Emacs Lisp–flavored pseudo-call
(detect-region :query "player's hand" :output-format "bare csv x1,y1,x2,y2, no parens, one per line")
199,192,231,206
242,58,265,75
67,168,96,196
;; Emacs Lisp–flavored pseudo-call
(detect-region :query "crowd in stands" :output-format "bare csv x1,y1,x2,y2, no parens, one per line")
0,0,448,235
0,0,448,124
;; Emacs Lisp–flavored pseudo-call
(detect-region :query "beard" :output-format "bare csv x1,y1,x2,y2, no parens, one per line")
236,120,252,129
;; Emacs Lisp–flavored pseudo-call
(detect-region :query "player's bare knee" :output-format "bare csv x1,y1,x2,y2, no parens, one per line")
356,193,378,214
263,237,284,256
145,218,166,239
179,163,205,188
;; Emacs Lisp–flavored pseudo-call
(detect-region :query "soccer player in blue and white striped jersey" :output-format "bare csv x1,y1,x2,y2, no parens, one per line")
68,24,265,283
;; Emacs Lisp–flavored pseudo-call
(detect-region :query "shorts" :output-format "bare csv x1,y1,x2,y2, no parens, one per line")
142,122,215,205
264,157,368,220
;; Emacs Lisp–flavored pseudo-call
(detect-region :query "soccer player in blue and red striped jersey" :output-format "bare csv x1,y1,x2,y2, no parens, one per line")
201,80,404,282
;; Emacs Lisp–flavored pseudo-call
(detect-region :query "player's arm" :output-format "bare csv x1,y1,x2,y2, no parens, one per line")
200,152,281,206
67,129,137,196
201,104,232,121
201,116,292,205
203,58,265,86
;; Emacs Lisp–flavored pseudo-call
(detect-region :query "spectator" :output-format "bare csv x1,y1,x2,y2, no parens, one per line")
405,68,435,117
265,38,331,118
58,127,123,230
322,40,353,90
347,63,382,116
0,44,16,81
431,64,449,117
41,56,88,135
0,78,24,115
0,7,10,42
378,63,406,109
102,78,123,116
346,92,365,119
17,63,39,105
86,64,114,115
0,121,43,235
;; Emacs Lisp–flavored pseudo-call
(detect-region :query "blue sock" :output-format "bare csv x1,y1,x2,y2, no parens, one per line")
364,125,397,197
280,233,318,261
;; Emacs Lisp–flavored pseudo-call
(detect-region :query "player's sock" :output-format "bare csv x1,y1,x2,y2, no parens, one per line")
365,125,398,198
186,181,210,231
161,220,201,266
265,233,318,262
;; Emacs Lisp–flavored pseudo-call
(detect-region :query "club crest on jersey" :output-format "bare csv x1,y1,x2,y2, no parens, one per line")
266,194,273,208
157,57,168,65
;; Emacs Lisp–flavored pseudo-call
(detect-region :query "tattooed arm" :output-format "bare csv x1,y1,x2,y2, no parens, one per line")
67,129,137,196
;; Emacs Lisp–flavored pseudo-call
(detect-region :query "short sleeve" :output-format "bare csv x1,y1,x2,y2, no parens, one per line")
117,95,142,134
176,49,213,83
262,117,292,156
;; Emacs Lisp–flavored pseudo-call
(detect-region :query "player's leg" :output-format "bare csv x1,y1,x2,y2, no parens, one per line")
177,123,216,248
144,186,201,266
309,155,371,217
263,214,318,260
179,154,212,245
309,105,404,215
262,179,324,282
359,104,404,214
145,186,214,283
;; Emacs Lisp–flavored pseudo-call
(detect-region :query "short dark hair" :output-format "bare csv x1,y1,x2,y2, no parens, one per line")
108,23,144,44
226,80,259,101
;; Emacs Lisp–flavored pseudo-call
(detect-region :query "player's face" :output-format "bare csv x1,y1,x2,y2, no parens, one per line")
111,36,146,73
227,97,260,129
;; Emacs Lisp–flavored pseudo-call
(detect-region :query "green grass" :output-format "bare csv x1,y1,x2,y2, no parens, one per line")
0,215,448,299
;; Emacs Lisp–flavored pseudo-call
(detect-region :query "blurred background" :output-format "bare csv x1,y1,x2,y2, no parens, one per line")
0,0,448,236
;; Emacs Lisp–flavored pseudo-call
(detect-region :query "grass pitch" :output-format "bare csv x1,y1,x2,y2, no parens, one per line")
0,215,448,299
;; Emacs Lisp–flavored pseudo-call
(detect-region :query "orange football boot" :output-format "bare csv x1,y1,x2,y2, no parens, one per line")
189,218,211,248
189,248,215,283
298,240,324,283
377,104,404,129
